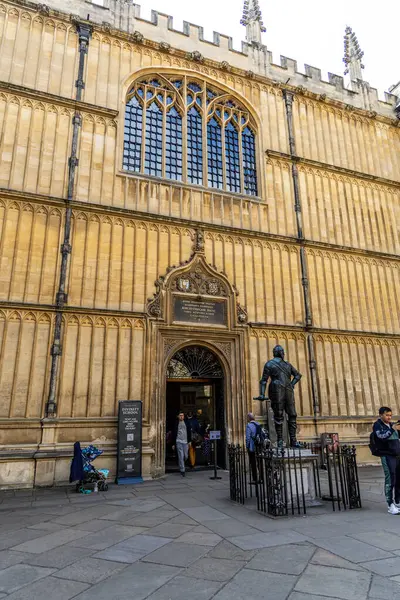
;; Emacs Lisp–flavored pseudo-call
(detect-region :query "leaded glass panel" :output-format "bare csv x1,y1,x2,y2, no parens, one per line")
166,107,183,181
207,117,223,189
123,97,142,172
187,106,203,185
242,127,257,196
225,121,240,193
145,102,162,177
123,75,258,196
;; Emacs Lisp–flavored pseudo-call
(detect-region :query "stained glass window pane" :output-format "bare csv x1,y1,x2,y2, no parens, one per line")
225,121,240,193
145,102,163,177
207,117,223,189
187,106,203,185
242,126,257,196
166,106,183,181
123,96,142,172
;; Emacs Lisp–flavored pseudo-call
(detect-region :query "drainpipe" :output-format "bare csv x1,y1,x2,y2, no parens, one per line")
283,90,320,422
45,22,92,417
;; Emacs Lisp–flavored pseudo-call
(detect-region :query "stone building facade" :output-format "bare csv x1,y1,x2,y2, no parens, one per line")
0,0,399,487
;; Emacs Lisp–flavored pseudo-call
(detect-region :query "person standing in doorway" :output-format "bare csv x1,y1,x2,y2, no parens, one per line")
246,412,264,483
173,412,192,477
187,411,201,469
372,406,400,514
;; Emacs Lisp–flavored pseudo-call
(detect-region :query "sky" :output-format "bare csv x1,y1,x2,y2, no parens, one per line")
136,0,398,98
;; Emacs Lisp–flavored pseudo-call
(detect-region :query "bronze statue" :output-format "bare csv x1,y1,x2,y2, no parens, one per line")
255,345,302,448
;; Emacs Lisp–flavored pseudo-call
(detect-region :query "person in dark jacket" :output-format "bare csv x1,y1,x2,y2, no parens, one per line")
172,412,192,477
187,411,201,469
373,406,400,515
69,441,84,483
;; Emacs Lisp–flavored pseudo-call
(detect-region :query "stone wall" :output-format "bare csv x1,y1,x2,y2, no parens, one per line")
0,0,399,486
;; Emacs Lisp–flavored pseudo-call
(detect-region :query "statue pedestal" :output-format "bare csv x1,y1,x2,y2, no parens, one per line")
264,449,322,508
284,450,322,507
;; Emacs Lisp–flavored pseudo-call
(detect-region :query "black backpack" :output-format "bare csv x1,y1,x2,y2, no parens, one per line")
369,431,380,457
251,422,265,446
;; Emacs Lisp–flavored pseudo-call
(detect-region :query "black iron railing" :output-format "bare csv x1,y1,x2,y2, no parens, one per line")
228,442,361,516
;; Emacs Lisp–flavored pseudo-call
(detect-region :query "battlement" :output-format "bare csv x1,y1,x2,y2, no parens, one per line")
23,0,400,120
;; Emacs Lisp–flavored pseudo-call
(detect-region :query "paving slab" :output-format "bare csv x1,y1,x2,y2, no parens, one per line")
361,557,400,576
72,519,117,532
168,514,202,526
145,575,222,600
181,506,230,523
0,564,55,594
5,576,89,600
176,531,222,546
116,533,172,555
159,495,206,509
188,557,245,581
311,548,364,571
289,594,342,600
125,514,175,527
246,543,316,575
314,536,394,563
23,545,93,568
351,531,400,551
0,551,33,570
208,540,257,561
53,506,117,526
93,547,144,563
68,525,146,550
369,574,400,599
54,557,126,584
142,541,210,567
97,508,143,522
212,567,297,600
106,499,166,512
143,522,195,538
72,562,179,600
201,518,261,537
27,522,69,532
228,530,308,550
295,564,371,600
0,528,50,551
11,528,90,554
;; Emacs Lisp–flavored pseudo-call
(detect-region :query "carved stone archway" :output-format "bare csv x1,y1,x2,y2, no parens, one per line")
167,345,224,379
145,230,250,477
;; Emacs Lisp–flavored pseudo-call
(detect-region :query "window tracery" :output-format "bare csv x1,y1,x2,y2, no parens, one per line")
123,75,258,196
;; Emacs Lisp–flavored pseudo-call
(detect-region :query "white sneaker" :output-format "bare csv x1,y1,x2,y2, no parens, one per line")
395,502,400,509
388,503,400,515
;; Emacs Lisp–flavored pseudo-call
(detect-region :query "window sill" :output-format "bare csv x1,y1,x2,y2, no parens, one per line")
118,170,263,203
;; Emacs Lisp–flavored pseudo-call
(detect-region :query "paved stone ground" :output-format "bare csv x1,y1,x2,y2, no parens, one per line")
1,466,400,599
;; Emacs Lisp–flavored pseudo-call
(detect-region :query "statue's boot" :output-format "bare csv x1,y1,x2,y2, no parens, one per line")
288,419,298,448
275,422,284,448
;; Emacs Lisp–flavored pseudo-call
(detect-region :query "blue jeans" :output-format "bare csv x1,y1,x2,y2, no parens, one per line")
176,442,188,473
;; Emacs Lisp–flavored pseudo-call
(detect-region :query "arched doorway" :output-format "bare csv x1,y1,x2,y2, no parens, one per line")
165,345,226,472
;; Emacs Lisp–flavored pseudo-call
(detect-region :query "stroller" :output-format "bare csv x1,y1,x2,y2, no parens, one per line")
70,442,109,493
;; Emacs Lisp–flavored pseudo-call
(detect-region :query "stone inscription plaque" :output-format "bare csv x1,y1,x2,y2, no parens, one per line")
173,296,227,326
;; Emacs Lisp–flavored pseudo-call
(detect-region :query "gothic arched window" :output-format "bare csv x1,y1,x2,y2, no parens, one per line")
123,75,258,196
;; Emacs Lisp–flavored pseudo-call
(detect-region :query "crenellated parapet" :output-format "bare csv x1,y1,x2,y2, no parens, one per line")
9,0,398,120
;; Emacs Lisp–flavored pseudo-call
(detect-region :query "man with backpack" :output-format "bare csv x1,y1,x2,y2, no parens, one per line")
371,406,400,515
245,412,265,483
